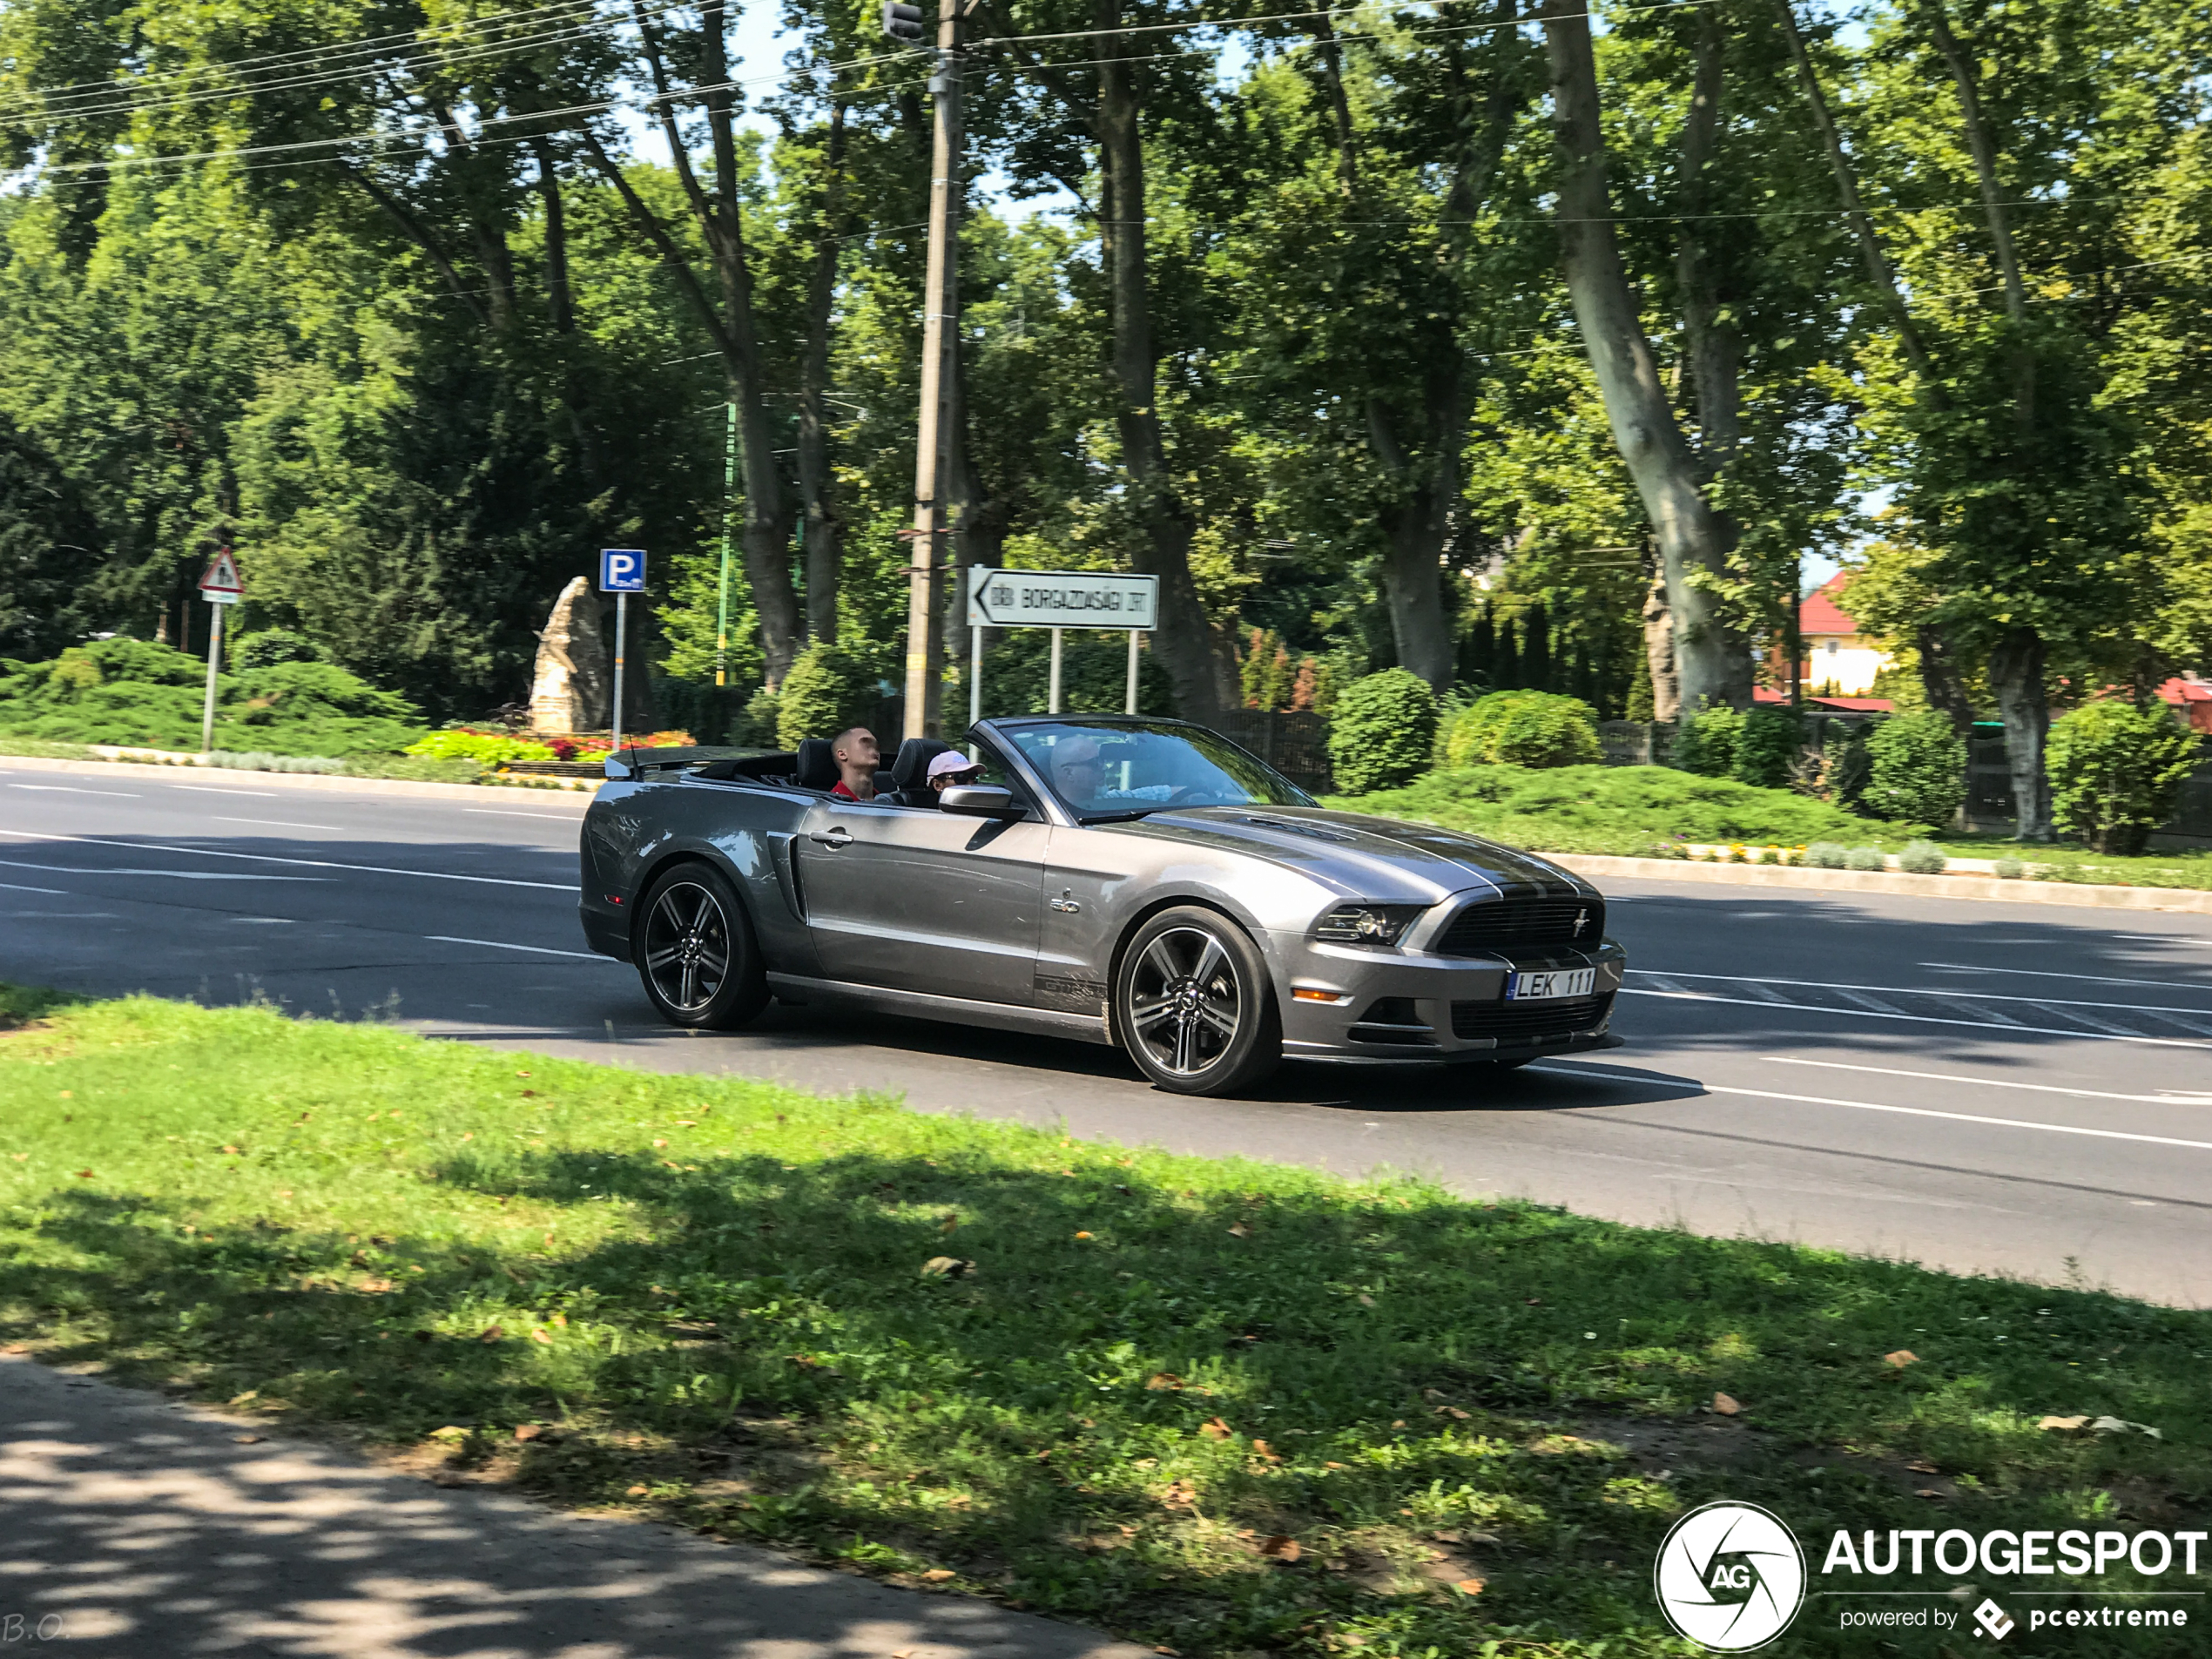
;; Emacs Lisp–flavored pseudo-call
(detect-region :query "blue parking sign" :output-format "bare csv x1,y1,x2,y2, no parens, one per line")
599,548,647,592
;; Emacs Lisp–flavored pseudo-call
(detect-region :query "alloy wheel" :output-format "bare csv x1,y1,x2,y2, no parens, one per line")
1125,925,1243,1077
642,880,731,1015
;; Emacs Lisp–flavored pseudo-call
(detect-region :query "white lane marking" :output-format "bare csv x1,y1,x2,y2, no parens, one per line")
1920,961,2207,992
464,808,587,820
0,828,574,891
1630,968,2211,1017
1618,987,2212,1050
9,784,138,796
0,857,322,882
0,880,65,894
1534,1062,2212,1153
1943,997,2023,1028
1831,988,1904,1015
230,917,296,926
170,785,281,796
1762,1056,2212,1105
425,934,611,961
215,816,349,833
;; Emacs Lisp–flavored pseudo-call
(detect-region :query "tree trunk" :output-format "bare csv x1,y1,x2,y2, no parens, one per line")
1095,0,1236,717
1641,568,1681,723
1915,624,1975,733
1987,626,2049,840
796,102,847,647
1674,9,1741,462
1541,0,1747,714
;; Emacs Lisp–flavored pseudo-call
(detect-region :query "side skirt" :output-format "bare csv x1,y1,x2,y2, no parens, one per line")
765,974,1117,1048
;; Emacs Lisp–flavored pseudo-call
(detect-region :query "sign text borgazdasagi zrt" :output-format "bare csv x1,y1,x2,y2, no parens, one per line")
967,568,1158,631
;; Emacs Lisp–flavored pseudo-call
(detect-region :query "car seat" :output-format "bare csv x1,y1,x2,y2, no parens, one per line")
889,738,953,806
793,738,840,792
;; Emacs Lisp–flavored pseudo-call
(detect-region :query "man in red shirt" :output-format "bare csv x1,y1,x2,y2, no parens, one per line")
829,726,880,799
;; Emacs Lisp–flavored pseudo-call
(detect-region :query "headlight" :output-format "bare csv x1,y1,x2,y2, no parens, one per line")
1313,904,1427,945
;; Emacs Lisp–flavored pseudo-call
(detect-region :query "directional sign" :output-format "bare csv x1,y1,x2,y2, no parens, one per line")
197,548,243,605
598,548,647,593
967,567,1158,631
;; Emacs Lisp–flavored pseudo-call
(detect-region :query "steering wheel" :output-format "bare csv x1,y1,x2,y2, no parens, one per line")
1163,786,1207,806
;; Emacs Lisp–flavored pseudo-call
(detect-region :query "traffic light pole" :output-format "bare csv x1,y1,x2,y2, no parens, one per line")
900,0,961,740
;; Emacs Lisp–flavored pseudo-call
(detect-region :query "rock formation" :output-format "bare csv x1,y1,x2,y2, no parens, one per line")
529,577,610,733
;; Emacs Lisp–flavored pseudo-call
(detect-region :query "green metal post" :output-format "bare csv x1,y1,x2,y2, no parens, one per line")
716,399,736,686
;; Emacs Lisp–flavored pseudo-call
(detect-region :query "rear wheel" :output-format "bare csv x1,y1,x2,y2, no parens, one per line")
1114,907,1280,1096
635,863,769,1029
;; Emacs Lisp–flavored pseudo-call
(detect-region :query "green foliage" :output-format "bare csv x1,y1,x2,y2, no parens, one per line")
1806,840,1848,868
1994,856,2027,880
6,990,2207,1655
973,630,1174,723
775,644,887,752
1668,705,1742,779
1444,691,1602,769
1330,763,1916,857
233,629,322,670
1325,669,1439,795
1732,708,1805,791
735,686,782,749
1846,846,1886,872
1814,724,1871,811
0,411,98,658
2047,701,2203,855
1864,711,1966,829
1898,840,1949,875
403,731,558,766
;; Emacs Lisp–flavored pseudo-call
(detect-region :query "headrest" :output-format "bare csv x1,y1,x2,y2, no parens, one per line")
892,737,953,791
793,738,839,790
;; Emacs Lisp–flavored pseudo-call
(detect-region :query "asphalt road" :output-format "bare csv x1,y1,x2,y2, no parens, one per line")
5,763,2210,1306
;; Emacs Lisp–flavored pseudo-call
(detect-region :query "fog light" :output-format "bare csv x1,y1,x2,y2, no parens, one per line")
1291,987,1353,1003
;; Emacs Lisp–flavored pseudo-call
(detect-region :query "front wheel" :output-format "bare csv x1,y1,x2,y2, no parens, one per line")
1114,907,1280,1096
635,863,770,1029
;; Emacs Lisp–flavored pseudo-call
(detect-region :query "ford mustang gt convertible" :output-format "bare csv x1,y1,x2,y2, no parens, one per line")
577,716,1625,1096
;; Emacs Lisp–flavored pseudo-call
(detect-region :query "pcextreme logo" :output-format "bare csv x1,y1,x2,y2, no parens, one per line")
1653,1501,1808,1651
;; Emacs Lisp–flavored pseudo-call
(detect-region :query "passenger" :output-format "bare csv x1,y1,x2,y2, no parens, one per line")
925,751,985,799
830,726,880,800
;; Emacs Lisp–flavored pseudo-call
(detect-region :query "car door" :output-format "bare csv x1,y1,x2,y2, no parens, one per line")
792,794,1048,1006
1033,822,1154,1017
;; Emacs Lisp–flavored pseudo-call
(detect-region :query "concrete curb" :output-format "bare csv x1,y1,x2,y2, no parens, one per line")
0,752,597,809
1548,852,2212,914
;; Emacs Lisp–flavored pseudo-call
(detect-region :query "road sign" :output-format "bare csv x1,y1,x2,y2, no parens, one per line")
598,548,646,593
198,548,243,605
967,568,1158,631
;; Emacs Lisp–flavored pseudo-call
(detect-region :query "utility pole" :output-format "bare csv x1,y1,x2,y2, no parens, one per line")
716,400,737,687
893,0,961,739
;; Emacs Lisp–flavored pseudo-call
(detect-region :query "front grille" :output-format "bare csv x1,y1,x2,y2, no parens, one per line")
1434,894,1604,955
1450,992,1614,1042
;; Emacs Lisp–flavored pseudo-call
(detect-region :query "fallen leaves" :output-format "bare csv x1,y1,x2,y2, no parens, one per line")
2040,1413,2161,1440
1452,1577,1486,1596
919,1568,956,1583
355,1277,395,1295
479,1325,504,1343
429,1426,470,1442
1258,1534,1302,1561
529,1327,553,1345
1198,1417,1233,1440
920,1256,975,1279
1227,1223,1250,1238
1712,1393,1743,1416
1905,1459,1939,1474
1144,1372,1184,1392
1883,1349,1919,1368
74,1170,93,1179
1249,1439,1281,1463
514,1424,546,1441
232,1434,264,1445
1158,1479,1199,1511
1073,1231,1094,1240
626,1484,649,1497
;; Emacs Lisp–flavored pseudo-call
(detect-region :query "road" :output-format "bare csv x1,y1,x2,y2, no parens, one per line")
4,762,2210,1306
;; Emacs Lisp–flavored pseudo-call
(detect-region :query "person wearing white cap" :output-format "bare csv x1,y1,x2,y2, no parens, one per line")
925,750,986,801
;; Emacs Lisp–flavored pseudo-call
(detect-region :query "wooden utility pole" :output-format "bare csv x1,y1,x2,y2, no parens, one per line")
901,0,962,739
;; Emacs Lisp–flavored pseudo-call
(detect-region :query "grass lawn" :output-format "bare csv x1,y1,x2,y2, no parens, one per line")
3,994,2205,1656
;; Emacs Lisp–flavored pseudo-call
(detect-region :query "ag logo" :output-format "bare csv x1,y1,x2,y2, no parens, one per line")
1654,1501,1805,1651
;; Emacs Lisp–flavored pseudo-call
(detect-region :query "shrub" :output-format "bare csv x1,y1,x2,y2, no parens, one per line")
1994,857,2026,880
2047,700,2202,855
233,629,323,671
1732,707,1804,790
1863,710,1965,827
734,686,781,748
1845,845,1885,871
1806,840,1848,868
404,731,557,765
775,643,887,752
1445,691,1601,770
1814,724,1871,809
1325,669,1439,795
1669,704,1742,778
1898,839,1948,874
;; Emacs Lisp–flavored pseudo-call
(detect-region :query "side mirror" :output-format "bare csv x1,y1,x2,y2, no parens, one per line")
937,785,1023,819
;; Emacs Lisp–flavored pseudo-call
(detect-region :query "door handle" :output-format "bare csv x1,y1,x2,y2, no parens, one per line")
809,827,853,848
1049,889,1081,914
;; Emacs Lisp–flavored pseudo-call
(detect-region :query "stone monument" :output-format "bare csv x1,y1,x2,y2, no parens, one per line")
529,577,611,733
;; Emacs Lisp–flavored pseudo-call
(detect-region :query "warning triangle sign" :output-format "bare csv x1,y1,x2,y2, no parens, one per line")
198,549,243,596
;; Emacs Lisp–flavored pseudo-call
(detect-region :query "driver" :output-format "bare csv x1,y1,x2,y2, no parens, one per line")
1048,735,1177,810
830,726,880,800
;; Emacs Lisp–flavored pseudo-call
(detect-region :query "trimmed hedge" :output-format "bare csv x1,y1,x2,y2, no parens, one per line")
1325,669,1438,794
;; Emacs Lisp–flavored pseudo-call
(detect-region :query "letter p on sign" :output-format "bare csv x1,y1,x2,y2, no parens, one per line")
599,549,646,593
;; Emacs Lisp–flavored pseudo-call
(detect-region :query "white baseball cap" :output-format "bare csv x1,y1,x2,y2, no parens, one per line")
926,751,984,783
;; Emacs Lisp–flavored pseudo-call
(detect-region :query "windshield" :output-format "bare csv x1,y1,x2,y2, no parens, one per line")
1002,721,1315,820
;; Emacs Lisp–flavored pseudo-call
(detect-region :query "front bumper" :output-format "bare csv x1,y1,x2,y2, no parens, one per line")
1267,934,1627,1062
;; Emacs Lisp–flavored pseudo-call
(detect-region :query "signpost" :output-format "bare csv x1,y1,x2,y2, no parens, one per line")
965,568,1159,725
598,549,646,752
195,549,243,754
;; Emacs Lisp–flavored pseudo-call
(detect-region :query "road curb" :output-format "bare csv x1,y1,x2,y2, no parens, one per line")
1548,853,2212,914
0,752,597,809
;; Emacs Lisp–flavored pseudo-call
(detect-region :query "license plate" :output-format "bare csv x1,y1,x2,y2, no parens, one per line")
1507,968,1596,1001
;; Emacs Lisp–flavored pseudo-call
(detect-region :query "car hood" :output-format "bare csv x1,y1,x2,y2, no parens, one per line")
1103,806,1588,902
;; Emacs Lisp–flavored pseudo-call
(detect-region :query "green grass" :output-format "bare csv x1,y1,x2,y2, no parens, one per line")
1925,835,2212,892
3,995,2205,1656
1326,764,1921,857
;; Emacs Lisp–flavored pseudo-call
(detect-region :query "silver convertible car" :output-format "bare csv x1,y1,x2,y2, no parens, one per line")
578,715,1625,1096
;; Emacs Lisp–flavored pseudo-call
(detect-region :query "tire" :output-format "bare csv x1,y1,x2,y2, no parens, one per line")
1114,906,1281,1096
634,862,770,1029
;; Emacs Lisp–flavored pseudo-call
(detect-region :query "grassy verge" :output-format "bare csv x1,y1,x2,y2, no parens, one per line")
3,995,2204,1656
1925,836,2212,892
